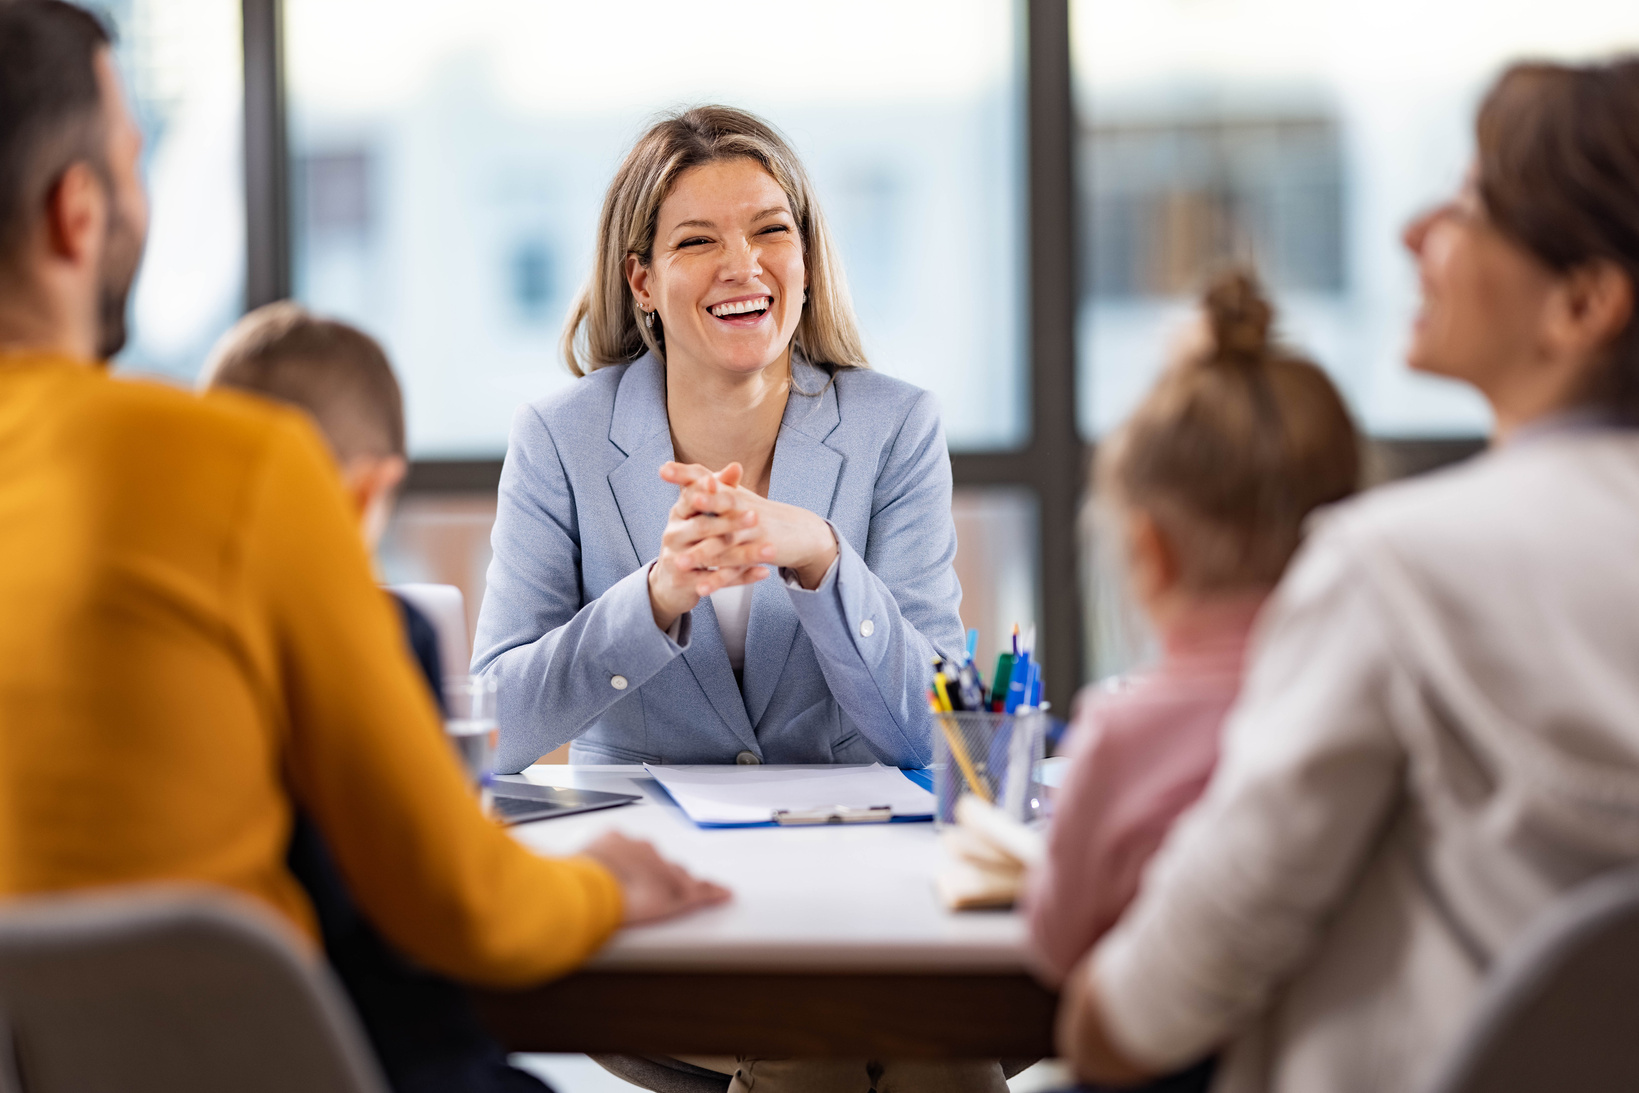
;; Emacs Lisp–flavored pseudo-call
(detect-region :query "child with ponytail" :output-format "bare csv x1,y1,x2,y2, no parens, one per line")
1024,269,1360,987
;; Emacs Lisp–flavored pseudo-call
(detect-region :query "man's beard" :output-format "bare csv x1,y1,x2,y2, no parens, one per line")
95,207,143,361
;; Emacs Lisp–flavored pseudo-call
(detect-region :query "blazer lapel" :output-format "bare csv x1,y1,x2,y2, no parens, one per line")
607,354,674,569
605,354,758,752
743,360,845,729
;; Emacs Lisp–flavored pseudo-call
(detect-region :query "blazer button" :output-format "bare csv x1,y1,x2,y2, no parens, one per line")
610,674,629,690
859,619,875,637
736,751,761,765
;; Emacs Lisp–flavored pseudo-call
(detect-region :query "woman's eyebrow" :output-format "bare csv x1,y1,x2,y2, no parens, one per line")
670,207,789,232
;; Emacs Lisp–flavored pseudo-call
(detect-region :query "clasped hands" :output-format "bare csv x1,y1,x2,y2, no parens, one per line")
647,461,839,633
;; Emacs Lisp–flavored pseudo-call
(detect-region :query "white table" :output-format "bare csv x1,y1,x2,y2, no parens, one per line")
472,765,1056,1059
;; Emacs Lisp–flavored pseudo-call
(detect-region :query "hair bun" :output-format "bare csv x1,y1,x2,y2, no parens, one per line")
1203,268,1273,362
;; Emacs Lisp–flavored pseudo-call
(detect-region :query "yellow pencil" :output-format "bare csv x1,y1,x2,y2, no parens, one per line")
932,674,954,713
937,715,992,805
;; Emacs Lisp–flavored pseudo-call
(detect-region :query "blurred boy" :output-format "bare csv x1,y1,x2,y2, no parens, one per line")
200,304,441,691
200,303,533,1092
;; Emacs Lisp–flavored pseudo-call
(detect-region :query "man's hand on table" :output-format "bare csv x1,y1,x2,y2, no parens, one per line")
582,831,731,925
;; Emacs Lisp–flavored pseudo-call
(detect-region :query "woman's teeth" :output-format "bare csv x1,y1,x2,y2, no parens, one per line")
709,297,771,318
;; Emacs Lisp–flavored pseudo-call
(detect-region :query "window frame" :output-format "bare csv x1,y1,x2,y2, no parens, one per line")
240,0,1478,710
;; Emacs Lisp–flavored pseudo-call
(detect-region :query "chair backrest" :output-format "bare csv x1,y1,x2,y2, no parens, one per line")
389,583,469,680
1422,864,1639,1093
0,885,388,1093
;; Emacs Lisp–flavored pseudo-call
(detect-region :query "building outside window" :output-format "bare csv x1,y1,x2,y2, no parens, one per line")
282,0,1041,674
1073,0,1639,442
92,0,244,384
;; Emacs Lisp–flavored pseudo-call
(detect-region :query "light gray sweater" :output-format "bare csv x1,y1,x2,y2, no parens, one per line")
1091,424,1639,1093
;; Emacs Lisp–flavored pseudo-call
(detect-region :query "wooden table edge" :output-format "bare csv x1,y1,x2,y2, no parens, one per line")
473,967,1058,1059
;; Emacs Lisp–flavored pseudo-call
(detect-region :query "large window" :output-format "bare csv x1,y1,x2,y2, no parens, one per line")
281,1,1043,700
95,0,245,383
1073,0,1639,440
284,0,1026,457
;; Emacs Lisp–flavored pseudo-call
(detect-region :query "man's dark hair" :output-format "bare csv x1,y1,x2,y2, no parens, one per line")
0,0,112,268
203,303,408,461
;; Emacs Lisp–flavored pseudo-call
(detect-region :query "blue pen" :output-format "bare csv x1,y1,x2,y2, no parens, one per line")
1003,645,1031,714
965,628,979,665
1025,662,1043,708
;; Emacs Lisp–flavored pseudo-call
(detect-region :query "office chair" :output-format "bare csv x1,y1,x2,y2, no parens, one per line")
1422,864,1639,1093
0,885,388,1093
390,582,470,679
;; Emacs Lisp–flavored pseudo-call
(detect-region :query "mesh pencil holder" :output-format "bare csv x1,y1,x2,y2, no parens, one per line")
932,710,1048,826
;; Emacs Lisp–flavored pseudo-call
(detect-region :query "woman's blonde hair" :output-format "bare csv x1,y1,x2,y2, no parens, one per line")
1097,268,1361,592
562,105,869,377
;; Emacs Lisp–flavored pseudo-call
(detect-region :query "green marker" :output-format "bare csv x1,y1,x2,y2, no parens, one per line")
989,653,1014,712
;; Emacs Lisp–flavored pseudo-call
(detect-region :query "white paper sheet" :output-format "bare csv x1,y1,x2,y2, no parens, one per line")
644,763,936,827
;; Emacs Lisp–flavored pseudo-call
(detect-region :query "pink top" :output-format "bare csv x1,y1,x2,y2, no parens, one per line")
1023,595,1264,986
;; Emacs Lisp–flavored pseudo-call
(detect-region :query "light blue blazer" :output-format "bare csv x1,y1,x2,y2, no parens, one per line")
473,352,964,772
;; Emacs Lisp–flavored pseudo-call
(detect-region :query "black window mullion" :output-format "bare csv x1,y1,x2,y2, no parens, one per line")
242,0,290,310
247,0,1090,711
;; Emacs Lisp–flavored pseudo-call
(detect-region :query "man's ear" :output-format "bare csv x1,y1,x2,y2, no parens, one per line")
44,161,107,268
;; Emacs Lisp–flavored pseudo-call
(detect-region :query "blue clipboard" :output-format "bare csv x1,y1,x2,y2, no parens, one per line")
645,766,936,829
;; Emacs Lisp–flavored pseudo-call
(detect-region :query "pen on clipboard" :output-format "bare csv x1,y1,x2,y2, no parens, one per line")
773,804,895,825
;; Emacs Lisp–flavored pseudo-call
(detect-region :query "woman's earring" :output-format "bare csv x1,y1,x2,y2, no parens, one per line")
643,305,656,330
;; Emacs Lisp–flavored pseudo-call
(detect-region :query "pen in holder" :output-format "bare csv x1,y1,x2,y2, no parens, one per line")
932,709,1048,827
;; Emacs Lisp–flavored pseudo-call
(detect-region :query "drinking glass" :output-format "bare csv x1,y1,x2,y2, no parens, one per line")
444,674,498,792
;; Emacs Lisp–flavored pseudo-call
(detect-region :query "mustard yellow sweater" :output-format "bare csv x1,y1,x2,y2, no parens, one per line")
0,352,621,987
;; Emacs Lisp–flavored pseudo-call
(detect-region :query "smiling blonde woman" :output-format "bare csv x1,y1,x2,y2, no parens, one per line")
476,107,964,757
471,98,998,1093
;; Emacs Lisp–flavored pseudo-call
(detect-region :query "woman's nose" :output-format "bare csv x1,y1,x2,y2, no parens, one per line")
720,236,762,281
1403,209,1436,258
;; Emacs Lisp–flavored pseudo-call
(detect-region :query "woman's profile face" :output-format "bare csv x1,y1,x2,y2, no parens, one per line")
631,157,807,379
1401,173,1558,391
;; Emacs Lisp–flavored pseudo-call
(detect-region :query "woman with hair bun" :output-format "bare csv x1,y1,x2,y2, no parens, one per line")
1058,57,1639,1093
473,106,964,776
1024,268,1359,1013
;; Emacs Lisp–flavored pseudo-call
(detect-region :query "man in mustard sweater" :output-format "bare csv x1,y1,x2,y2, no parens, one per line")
0,0,729,1084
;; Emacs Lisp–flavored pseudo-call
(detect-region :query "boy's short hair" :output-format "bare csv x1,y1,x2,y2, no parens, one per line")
203,302,405,461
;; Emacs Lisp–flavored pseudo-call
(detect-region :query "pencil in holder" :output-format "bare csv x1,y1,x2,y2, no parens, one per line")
932,709,1048,826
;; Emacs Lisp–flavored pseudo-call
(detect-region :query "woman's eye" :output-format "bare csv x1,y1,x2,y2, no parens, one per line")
759,224,790,236
680,237,710,248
